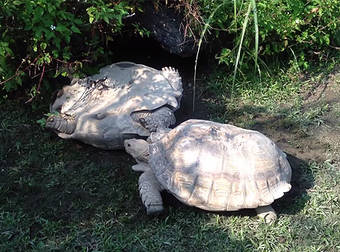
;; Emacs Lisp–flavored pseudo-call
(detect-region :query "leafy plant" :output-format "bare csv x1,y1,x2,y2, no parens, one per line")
86,1,128,25
182,0,340,76
1,0,339,103
36,112,59,128
231,0,338,69
0,0,138,100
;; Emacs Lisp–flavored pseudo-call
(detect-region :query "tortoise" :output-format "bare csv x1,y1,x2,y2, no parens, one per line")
124,119,292,223
46,62,182,150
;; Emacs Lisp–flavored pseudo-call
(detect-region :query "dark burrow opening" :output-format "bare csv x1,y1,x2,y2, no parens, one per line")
111,35,214,124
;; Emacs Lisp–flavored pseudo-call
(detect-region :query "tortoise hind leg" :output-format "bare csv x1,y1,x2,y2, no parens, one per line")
255,205,277,223
139,170,164,215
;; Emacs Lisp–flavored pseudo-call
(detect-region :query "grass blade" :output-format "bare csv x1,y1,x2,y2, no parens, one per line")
233,0,237,30
250,0,260,76
193,2,226,112
233,2,252,84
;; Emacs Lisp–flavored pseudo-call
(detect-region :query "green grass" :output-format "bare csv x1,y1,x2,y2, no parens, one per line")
204,60,338,133
1,61,340,251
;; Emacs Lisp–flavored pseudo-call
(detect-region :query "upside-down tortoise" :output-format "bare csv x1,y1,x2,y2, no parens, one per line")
46,62,182,149
124,119,292,223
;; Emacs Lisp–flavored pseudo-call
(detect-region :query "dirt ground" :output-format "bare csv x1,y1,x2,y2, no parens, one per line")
264,68,340,165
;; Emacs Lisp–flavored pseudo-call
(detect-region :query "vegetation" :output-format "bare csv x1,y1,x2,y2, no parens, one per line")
1,0,339,100
0,0,141,97
1,0,340,251
192,0,340,66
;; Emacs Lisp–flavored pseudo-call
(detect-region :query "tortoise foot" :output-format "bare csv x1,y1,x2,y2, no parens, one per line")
146,204,164,215
256,205,277,224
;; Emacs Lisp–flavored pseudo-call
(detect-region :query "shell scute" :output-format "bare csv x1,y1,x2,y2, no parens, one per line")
207,177,232,210
227,181,246,211
171,172,195,201
186,175,213,207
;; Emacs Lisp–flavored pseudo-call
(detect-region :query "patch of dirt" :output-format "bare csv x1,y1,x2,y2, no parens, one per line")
255,68,340,166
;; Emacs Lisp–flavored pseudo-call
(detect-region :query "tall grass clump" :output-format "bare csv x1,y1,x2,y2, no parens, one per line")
185,0,339,84
192,0,260,109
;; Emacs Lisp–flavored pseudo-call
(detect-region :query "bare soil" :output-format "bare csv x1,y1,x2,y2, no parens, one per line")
263,69,340,165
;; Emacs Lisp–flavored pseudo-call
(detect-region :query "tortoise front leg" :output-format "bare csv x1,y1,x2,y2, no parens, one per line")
131,107,175,132
255,205,277,223
139,170,164,215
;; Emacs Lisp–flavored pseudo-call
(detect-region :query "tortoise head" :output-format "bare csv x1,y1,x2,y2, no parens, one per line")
124,139,149,162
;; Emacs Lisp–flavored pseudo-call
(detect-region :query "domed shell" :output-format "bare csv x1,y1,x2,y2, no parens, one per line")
149,119,292,211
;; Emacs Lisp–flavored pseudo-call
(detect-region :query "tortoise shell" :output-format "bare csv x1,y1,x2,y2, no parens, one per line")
149,119,292,211
47,62,182,149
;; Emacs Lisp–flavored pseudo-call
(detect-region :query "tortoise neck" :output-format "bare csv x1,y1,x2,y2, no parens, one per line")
136,148,149,163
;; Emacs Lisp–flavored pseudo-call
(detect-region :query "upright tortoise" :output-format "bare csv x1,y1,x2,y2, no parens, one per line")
46,62,182,149
124,119,292,223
